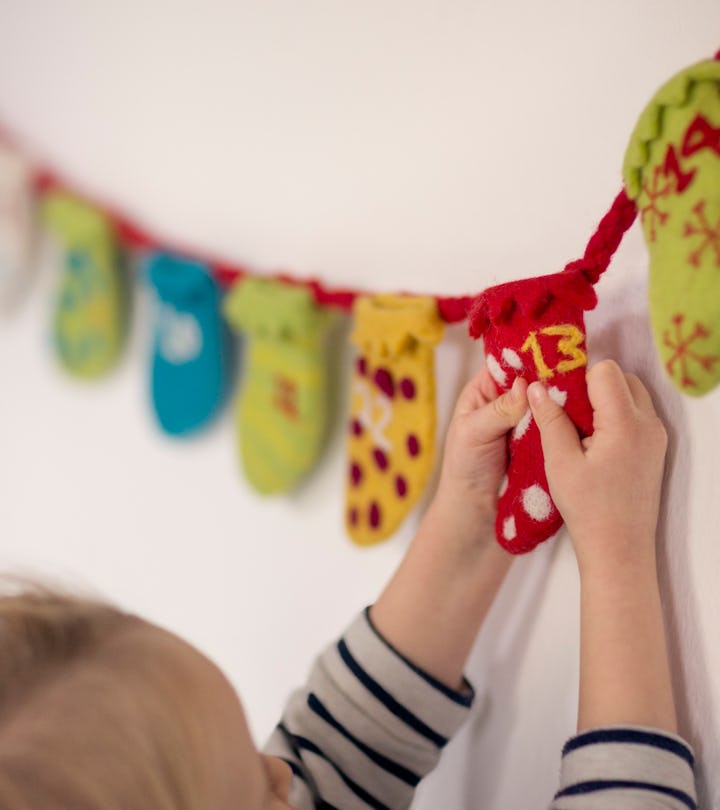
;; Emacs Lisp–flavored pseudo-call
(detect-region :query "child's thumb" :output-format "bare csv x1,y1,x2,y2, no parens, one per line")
527,382,583,467
470,377,529,443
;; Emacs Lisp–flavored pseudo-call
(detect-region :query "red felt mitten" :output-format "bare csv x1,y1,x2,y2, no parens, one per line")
468,270,596,554
468,189,637,554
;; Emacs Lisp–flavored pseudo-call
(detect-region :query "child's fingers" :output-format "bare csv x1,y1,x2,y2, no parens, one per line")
586,359,636,428
453,366,496,416
624,373,658,417
461,376,528,444
528,382,584,468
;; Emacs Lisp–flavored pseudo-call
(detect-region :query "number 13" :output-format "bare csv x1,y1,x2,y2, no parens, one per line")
520,324,587,380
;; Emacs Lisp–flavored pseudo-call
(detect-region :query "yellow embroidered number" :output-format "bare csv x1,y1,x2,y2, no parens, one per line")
521,324,587,380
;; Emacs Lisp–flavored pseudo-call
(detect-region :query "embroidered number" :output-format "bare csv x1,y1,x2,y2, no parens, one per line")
354,379,392,452
521,324,587,380
273,375,299,419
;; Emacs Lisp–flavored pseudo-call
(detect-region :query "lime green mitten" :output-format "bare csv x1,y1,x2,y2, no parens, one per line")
43,192,127,378
223,278,334,494
623,59,720,395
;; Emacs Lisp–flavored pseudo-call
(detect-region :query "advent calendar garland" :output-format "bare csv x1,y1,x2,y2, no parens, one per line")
1,51,719,553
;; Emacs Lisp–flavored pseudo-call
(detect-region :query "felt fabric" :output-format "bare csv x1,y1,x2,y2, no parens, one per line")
346,294,444,546
0,144,34,315
43,192,126,378
623,59,720,396
147,254,229,436
469,270,596,554
223,277,334,494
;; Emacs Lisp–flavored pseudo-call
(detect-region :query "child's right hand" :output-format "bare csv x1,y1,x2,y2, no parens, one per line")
527,359,668,575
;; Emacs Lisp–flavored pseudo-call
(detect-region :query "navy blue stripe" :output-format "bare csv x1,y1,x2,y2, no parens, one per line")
308,692,420,786
364,607,474,707
282,727,391,810
315,802,339,810
337,638,448,747
279,757,306,781
563,728,694,767
555,779,696,810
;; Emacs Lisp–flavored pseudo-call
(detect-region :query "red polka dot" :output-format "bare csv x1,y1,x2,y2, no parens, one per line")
356,356,367,376
407,434,420,457
349,418,363,437
400,377,416,399
373,367,395,398
395,475,408,497
369,501,381,529
373,447,388,471
350,462,363,487
348,507,358,526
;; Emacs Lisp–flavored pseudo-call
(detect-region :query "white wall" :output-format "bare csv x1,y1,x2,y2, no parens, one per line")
1,2,719,807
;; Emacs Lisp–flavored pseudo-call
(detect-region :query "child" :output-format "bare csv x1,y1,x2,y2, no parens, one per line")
0,360,697,809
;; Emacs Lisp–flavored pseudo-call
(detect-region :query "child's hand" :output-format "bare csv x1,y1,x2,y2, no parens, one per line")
372,366,528,688
527,359,668,575
428,367,529,551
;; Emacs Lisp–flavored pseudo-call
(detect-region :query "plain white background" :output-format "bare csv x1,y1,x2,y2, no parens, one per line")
1,2,719,807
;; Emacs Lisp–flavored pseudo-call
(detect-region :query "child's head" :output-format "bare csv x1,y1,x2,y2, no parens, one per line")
0,582,294,809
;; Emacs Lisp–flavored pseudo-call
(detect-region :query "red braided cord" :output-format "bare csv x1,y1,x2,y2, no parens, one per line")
22,151,476,322
3,119,655,320
563,188,637,284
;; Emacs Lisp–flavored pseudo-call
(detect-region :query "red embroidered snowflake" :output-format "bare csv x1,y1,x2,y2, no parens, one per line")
683,199,720,268
663,314,718,388
639,165,672,241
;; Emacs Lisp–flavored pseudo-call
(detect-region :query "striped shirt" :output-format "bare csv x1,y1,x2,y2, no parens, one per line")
264,609,697,809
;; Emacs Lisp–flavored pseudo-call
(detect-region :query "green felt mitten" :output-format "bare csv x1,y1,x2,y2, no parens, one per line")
623,59,720,396
43,192,127,378
223,278,334,494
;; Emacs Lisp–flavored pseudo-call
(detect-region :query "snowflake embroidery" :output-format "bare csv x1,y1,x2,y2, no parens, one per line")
639,165,672,241
683,199,720,268
663,314,718,388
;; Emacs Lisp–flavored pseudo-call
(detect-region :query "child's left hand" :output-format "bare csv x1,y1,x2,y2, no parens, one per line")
371,366,529,688
428,367,529,552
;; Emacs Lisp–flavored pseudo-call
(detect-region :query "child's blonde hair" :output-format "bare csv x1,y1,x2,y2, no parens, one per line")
0,581,206,810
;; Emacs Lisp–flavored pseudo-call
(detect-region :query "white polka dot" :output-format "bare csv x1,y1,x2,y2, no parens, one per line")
498,475,509,497
548,386,568,407
486,354,507,387
502,347,523,370
513,408,532,441
503,516,517,540
522,484,552,521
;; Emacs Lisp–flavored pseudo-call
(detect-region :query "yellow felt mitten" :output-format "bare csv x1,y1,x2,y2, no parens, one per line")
345,295,444,545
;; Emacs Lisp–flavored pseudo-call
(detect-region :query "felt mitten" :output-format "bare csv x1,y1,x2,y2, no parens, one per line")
346,294,444,545
223,277,334,494
147,254,229,436
623,58,720,395
0,144,34,315
43,192,126,378
469,270,596,554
